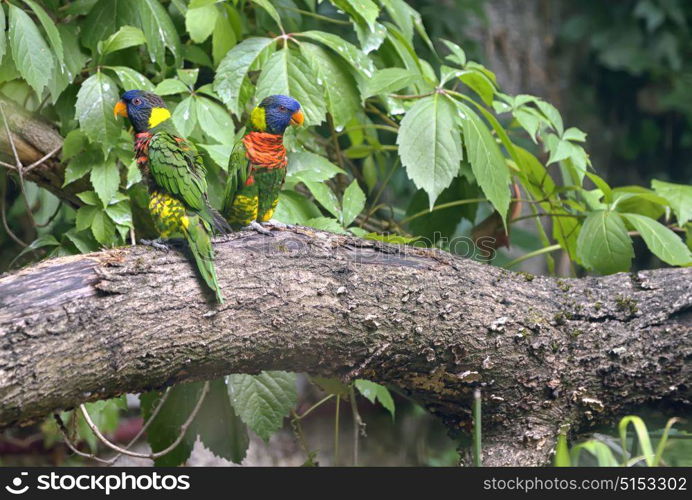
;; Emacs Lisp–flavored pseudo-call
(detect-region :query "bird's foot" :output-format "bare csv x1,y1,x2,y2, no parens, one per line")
140,238,171,251
262,219,293,230
245,221,274,237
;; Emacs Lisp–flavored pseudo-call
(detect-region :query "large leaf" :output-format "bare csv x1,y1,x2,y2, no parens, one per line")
109,66,154,92
23,0,64,65
330,0,379,30
137,0,181,68
341,180,366,227
300,42,360,130
303,181,341,219
171,96,197,138
456,101,510,221
185,3,218,43
287,151,345,184
273,191,322,225
8,4,54,95
252,0,284,30
622,213,692,266
76,72,121,149
397,94,462,208
355,379,395,419
214,37,275,116
195,96,234,144
226,371,297,442
577,210,634,274
255,47,326,126
651,179,692,225
212,5,237,67
363,67,419,99
195,378,249,464
98,26,146,55
90,160,120,206
298,30,375,78
140,383,203,466
81,0,119,52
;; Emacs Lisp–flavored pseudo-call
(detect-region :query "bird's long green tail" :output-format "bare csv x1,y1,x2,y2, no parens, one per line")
182,213,224,303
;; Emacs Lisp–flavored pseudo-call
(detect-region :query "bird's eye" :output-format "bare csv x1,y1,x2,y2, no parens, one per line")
279,105,287,111
133,98,142,106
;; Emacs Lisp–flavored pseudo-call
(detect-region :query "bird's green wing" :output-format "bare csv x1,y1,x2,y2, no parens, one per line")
148,132,208,213
222,139,250,219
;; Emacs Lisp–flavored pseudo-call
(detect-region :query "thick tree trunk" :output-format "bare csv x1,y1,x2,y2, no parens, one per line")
0,227,689,466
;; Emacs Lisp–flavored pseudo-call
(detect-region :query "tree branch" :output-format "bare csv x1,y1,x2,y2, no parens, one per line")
0,227,690,466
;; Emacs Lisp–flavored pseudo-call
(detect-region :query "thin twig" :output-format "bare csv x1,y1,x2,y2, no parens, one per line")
78,382,209,460
0,169,28,248
348,385,365,467
22,144,62,174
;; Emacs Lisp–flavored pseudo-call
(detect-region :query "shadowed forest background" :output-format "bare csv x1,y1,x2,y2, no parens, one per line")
0,0,690,466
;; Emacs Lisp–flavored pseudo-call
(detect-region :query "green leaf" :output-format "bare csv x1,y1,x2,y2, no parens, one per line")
456,101,510,220
98,26,146,55
255,47,326,126
251,0,284,30
362,67,419,99
176,68,199,88
214,37,275,116
355,380,395,419
64,229,98,254
330,0,379,30
226,371,297,442
64,150,97,186
109,66,154,92
105,201,133,227
14,234,60,260
185,3,218,43
287,151,346,184
303,181,341,219
342,180,366,226
397,94,462,209
441,39,466,67
23,0,64,65
553,433,571,467
62,130,88,161
304,216,347,234
172,96,197,138
81,0,118,52
76,72,121,149
536,100,564,136
140,383,204,466
8,4,54,95
137,0,181,68
198,143,233,169
622,213,692,266
196,96,234,144
212,5,237,67
154,78,189,96
273,191,322,225
562,127,587,142
651,179,692,225
76,205,98,231
91,210,115,245
0,5,6,63
298,31,374,78
195,378,249,464
458,70,495,106
77,190,101,207
126,160,142,187
577,210,634,274
619,416,655,466
311,376,350,397
570,440,619,467
300,42,360,129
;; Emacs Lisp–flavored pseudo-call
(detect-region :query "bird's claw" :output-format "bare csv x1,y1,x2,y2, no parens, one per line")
246,221,274,236
262,219,293,230
140,238,171,251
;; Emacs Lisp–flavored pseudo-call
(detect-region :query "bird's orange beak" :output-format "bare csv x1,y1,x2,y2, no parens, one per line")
290,109,304,126
113,100,127,118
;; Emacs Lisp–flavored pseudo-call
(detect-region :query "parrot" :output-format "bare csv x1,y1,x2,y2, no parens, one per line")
223,95,304,232
114,90,229,303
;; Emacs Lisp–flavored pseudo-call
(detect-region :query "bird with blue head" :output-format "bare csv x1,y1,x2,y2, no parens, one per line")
223,94,304,232
114,89,229,303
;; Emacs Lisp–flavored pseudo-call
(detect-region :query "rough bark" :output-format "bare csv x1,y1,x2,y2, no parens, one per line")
0,227,689,466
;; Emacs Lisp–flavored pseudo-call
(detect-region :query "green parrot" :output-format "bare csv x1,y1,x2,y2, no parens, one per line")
114,90,229,303
223,95,303,232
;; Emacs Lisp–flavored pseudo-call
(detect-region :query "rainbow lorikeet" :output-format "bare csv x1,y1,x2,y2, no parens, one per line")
223,95,303,232
114,90,229,303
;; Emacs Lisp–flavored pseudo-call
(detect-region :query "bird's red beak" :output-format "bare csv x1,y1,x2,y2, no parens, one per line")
113,100,127,118
290,109,304,126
